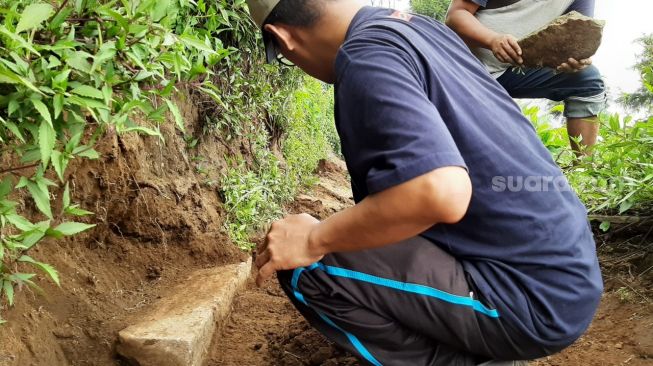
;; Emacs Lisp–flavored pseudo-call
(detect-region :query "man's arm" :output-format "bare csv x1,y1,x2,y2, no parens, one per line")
255,166,472,286
445,0,523,65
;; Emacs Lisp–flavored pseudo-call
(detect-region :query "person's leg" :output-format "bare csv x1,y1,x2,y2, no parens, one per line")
497,66,606,155
277,236,545,366
567,117,599,156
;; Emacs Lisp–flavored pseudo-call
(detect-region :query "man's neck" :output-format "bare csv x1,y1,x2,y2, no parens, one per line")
308,1,366,80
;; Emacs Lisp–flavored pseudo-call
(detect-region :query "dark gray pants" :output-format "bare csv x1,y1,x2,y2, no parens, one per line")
277,236,552,366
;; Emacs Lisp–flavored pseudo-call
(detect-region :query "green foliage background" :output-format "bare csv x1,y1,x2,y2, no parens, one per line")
410,0,451,21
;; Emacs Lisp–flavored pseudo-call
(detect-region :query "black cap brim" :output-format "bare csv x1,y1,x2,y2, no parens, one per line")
263,31,278,64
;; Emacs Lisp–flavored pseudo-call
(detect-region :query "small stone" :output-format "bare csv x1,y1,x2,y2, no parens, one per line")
615,342,623,349
519,11,605,68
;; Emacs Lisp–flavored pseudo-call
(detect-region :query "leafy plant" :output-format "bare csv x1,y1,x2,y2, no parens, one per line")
529,106,653,217
220,76,337,249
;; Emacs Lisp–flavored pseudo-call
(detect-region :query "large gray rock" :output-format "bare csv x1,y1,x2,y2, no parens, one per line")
518,11,605,68
116,259,252,366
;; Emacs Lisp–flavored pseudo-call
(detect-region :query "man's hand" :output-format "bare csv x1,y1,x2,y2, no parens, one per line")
490,34,523,65
255,213,324,287
557,58,592,73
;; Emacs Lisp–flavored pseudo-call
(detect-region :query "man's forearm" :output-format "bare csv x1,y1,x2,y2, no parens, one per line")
308,167,472,256
446,9,498,49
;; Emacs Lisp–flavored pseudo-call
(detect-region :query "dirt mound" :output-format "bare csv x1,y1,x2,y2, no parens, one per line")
519,11,605,68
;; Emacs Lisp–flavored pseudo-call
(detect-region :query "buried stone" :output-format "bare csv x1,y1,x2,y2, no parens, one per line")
518,11,605,69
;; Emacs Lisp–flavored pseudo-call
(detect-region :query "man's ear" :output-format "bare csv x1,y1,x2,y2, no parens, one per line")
264,23,296,52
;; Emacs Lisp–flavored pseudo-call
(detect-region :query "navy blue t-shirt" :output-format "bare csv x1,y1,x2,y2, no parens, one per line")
471,0,595,16
334,7,603,347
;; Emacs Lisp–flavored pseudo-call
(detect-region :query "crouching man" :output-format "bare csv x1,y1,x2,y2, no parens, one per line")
249,1,603,365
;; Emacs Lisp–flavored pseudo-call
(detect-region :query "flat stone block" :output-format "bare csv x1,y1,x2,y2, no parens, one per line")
116,259,252,366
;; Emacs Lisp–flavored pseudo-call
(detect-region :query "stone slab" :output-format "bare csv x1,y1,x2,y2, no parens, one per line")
519,11,605,69
116,259,252,366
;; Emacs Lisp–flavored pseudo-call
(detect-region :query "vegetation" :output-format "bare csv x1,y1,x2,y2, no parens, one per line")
0,0,336,322
410,0,451,21
619,34,653,114
527,107,653,221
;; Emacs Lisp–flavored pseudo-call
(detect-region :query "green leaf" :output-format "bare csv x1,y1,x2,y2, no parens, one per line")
32,99,52,128
64,205,94,217
16,3,54,33
0,64,41,93
5,214,34,231
2,281,14,306
3,120,26,143
165,99,185,132
18,256,60,286
0,26,40,55
53,94,64,119
26,181,52,219
50,150,67,182
76,148,100,159
123,126,162,137
0,176,12,198
53,222,96,236
22,230,46,249
179,34,216,54
71,85,104,100
39,120,56,167
92,42,117,72
63,182,71,209
65,53,92,74
599,221,611,232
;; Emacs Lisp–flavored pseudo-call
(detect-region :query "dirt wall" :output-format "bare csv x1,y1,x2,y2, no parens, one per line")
0,92,248,366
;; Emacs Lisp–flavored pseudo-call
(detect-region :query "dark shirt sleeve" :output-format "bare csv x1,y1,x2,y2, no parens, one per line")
336,46,467,195
469,0,488,6
565,0,595,16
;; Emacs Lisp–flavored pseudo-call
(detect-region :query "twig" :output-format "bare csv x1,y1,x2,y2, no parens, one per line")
0,163,39,175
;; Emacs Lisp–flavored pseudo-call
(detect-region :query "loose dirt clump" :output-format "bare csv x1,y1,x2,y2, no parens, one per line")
519,11,605,68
